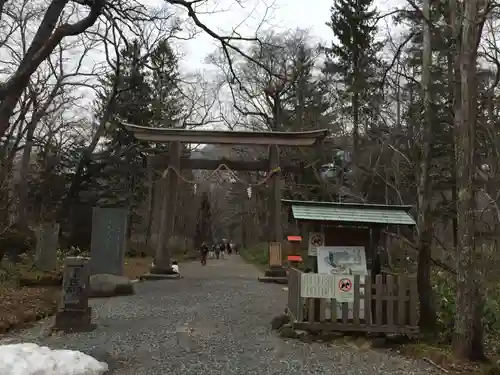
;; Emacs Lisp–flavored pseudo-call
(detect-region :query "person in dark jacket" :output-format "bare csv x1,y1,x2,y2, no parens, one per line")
226,241,232,255
219,242,225,259
200,242,209,265
215,243,220,259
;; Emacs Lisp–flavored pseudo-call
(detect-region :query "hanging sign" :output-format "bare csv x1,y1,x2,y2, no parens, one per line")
336,275,355,302
300,273,336,299
300,273,355,303
308,232,324,256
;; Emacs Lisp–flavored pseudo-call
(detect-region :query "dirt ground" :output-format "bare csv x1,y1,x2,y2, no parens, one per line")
0,256,154,335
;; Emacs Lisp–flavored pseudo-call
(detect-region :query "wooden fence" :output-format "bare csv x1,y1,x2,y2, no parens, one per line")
287,268,418,335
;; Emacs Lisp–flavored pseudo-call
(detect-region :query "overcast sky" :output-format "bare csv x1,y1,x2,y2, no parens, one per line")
143,0,402,73
45,0,404,123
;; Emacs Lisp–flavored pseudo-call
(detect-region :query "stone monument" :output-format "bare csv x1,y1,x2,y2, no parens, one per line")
54,257,92,332
90,207,128,276
35,222,60,271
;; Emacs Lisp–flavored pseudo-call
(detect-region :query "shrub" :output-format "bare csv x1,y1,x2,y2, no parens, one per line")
433,270,500,344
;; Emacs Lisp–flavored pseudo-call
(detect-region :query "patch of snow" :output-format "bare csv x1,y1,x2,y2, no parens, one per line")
0,343,109,375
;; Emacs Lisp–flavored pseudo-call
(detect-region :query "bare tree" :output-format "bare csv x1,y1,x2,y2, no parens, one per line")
0,0,277,140
14,35,101,227
0,0,106,137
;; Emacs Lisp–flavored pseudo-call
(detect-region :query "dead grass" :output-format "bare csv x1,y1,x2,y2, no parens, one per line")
399,342,500,374
0,285,60,334
123,256,153,279
0,255,156,336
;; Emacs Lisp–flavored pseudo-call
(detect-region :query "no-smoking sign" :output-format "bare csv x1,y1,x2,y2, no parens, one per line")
308,232,324,256
338,277,352,292
311,235,323,246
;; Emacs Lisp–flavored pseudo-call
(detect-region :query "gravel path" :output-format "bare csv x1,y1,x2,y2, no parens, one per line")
1,255,437,374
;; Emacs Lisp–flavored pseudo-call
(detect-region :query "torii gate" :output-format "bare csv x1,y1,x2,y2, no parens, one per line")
123,124,327,279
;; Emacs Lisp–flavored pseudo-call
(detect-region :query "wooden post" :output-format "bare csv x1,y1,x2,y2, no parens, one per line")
152,141,181,274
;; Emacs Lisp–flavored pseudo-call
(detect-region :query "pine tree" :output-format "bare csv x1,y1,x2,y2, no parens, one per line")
91,38,185,215
322,0,382,155
149,40,184,128
95,39,153,154
285,44,330,131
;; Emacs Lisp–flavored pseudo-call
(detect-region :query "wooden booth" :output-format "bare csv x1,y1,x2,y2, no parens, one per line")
282,199,418,336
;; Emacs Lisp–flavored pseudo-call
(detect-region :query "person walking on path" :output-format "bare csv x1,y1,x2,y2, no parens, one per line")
200,242,209,265
219,242,225,259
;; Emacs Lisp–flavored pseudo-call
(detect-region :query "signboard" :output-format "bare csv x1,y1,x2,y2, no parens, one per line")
300,273,337,299
269,242,282,266
336,276,354,302
300,273,356,303
316,246,367,275
308,232,324,256
61,257,90,309
64,266,83,304
316,246,367,318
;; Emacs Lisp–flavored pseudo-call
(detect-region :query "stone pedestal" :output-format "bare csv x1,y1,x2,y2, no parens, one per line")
54,307,92,331
140,261,180,281
265,266,287,277
53,257,94,332
140,273,180,281
259,266,288,284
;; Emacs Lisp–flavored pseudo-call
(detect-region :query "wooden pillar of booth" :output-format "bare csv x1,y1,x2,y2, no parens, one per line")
261,144,287,281
149,141,181,276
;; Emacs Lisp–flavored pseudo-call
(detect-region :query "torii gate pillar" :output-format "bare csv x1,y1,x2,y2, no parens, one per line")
259,145,287,283
142,141,181,280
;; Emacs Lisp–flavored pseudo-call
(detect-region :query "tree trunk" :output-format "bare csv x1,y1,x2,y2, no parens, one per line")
452,0,487,360
417,0,437,331
448,0,461,252
16,121,36,228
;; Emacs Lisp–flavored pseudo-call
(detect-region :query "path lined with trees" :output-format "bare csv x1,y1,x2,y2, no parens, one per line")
0,256,438,375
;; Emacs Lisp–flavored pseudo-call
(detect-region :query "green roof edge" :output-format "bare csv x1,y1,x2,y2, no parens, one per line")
281,199,413,212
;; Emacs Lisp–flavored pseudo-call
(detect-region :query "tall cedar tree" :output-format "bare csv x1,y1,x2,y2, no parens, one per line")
92,38,184,220
96,40,152,154
149,40,184,129
322,0,381,157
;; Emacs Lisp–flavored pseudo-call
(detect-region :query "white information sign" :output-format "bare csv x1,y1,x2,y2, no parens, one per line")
300,273,356,302
316,246,367,275
307,232,324,256
315,246,368,319
300,273,336,299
